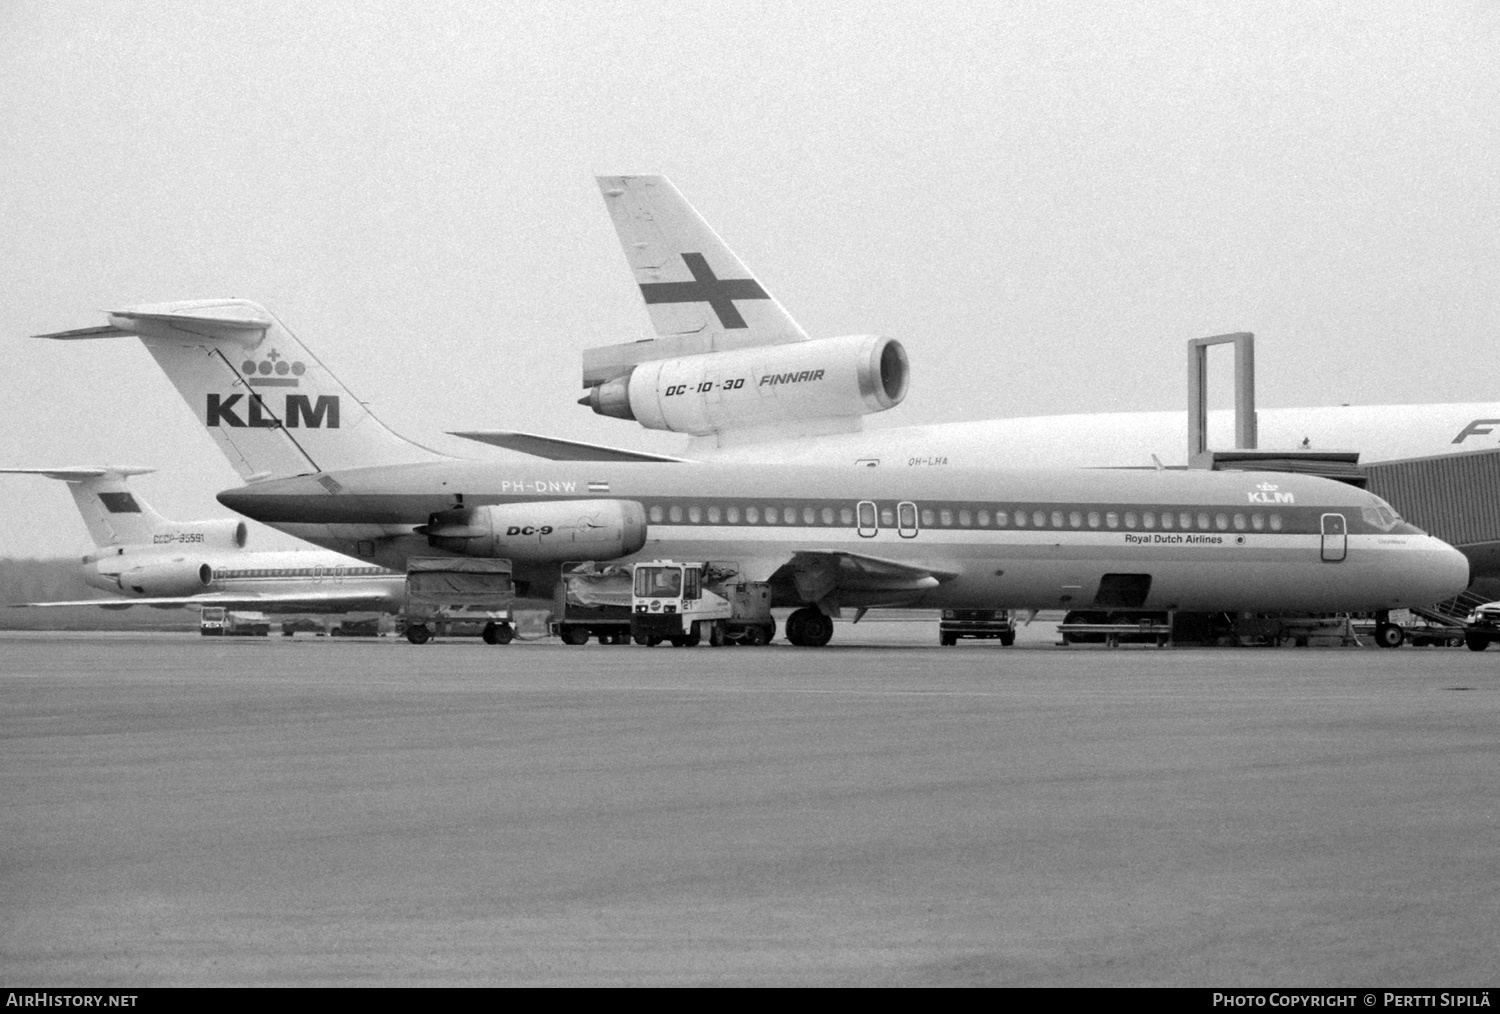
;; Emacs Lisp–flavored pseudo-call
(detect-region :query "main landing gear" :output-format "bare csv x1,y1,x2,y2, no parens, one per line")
784,606,834,647
1373,610,1405,649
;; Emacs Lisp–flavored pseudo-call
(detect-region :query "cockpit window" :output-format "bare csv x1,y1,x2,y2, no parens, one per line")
1361,499,1402,532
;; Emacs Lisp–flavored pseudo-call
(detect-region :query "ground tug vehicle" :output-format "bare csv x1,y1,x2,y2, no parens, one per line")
628,560,774,647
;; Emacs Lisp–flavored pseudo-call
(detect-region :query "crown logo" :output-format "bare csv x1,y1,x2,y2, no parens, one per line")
242,349,306,387
1256,482,1279,491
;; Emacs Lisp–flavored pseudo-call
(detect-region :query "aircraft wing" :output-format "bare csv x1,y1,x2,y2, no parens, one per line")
448,431,691,463
769,550,961,610
14,589,397,612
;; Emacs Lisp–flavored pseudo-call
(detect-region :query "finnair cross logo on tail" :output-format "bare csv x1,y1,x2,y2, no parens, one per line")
638,253,769,329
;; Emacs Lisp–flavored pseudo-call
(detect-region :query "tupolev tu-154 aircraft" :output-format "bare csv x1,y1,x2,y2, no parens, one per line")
37,300,1467,646
1,466,405,615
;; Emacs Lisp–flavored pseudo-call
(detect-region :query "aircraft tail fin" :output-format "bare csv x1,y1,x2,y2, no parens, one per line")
37,299,450,482
0,467,170,547
586,175,808,385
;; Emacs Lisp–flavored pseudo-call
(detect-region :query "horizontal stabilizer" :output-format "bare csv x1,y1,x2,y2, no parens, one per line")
449,431,689,463
0,466,156,481
33,325,133,340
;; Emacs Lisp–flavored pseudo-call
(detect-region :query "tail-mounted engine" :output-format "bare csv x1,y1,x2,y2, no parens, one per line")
419,499,648,562
115,559,215,596
579,334,908,437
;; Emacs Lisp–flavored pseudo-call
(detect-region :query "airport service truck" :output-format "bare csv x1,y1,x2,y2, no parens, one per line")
552,562,634,645
403,557,515,645
938,609,1017,646
629,560,774,647
199,608,270,637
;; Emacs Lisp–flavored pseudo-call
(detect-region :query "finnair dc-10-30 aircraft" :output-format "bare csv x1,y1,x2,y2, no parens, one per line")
37,300,1467,646
542,175,1500,471
1,466,404,614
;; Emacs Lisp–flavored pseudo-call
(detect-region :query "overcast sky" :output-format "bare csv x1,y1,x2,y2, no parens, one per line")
2,1,1497,559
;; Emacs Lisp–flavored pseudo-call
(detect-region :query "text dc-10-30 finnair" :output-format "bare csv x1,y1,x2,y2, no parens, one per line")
37,301,1467,646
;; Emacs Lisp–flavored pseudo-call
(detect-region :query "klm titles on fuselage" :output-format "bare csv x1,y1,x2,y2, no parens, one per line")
206,394,339,429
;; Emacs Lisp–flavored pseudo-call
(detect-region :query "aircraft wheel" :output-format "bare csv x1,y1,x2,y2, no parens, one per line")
785,607,815,646
939,632,956,646
482,622,499,645
800,610,834,647
741,625,767,646
406,624,431,645
633,633,650,645
492,624,514,645
1000,633,1016,647
1466,633,1489,652
1376,623,1405,649
561,625,590,646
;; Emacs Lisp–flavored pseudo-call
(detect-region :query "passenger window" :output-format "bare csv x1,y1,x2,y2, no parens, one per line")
1233,513,1246,530
1106,512,1119,529
1270,514,1283,531
1069,511,1082,528
959,509,971,526
765,507,778,524
995,510,1009,527
880,507,895,527
649,505,663,523
821,507,834,525
1197,512,1211,530
1215,513,1229,530
941,509,953,526
921,509,935,527
727,506,740,524
1088,511,1101,528
1033,510,1047,527
689,505,701,523
669,505,683,523
1124,512,1137,528
1143,512,1156,529
840,507,854,526
746,506,760,523
978,510,990,526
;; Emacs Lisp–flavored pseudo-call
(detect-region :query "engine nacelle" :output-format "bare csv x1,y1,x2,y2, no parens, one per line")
116,558,215,596
186,519,248,551
580,334,908,436
420,499,648,563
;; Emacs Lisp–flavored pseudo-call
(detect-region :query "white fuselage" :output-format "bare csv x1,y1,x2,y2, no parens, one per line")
695,403,1500,470
217,459,1469,616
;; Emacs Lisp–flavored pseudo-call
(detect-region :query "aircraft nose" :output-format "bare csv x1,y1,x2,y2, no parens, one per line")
1420,537,1471,604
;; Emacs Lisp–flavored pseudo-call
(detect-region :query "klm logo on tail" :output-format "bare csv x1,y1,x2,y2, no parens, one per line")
207,349,340,428
207,394,340,429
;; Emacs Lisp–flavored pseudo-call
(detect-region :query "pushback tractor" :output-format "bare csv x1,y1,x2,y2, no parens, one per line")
629,560,774,646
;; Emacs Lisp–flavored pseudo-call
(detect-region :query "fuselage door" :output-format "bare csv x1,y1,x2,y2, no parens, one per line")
857,500,878,539
897,501,918,539
1320,513,1347,563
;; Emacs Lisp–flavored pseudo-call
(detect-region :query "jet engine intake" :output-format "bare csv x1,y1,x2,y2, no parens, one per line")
420,499,648,562
579,334,908,436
